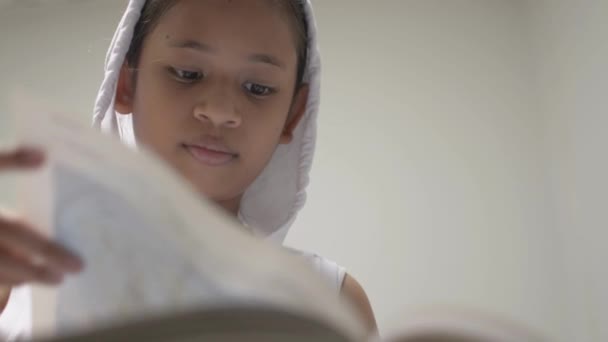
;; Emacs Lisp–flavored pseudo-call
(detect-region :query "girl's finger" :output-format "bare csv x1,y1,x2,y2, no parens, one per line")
0,252,63,285
0,147,45,170
0,219,83,272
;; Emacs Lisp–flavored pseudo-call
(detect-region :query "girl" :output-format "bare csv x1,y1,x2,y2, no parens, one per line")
0,0,376,339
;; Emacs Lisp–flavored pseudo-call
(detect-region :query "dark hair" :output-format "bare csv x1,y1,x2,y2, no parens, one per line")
126,0,309,87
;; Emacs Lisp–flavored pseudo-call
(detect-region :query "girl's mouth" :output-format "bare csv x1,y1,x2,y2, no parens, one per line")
182,143,238,166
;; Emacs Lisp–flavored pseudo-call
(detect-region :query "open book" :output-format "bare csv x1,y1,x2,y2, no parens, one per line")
12,96,546,342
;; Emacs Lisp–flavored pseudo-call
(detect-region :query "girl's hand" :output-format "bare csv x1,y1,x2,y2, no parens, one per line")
0,148,83,302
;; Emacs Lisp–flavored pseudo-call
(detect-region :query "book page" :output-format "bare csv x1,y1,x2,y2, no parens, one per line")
12,93,366,341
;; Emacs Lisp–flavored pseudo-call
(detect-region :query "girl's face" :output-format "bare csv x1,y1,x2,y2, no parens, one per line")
116,0,308,213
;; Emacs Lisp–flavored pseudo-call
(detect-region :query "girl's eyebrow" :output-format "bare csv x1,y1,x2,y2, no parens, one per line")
167,39,286,70
168,39,215,52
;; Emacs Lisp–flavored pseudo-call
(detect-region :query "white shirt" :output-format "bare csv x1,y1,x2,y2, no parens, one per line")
0,286,32,341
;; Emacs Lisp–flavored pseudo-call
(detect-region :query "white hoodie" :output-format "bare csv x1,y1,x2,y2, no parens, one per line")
0,0,345,339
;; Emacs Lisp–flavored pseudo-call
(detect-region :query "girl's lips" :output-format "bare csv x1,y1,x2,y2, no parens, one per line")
183,144,237,166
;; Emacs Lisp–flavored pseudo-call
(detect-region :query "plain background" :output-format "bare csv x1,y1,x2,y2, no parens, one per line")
0,1,606,341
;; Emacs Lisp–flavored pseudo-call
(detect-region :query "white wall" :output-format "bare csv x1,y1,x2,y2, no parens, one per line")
527,1,608,340
285,1,565,339
3,1,605,340
0,0,123,202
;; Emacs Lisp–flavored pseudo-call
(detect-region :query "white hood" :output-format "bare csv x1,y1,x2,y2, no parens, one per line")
92,0,321,244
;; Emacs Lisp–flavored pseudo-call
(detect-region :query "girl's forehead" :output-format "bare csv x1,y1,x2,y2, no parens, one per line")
160,0,290,32
148,0,298,61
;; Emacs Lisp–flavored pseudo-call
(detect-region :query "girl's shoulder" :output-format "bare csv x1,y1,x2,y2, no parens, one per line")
287,248,377,332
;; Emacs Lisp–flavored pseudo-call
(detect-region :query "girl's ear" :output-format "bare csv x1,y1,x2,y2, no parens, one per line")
115,62,136,115
280,84,309,145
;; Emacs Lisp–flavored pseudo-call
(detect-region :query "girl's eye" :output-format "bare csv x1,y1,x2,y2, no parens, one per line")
244,82,275,97
169,67,203,83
